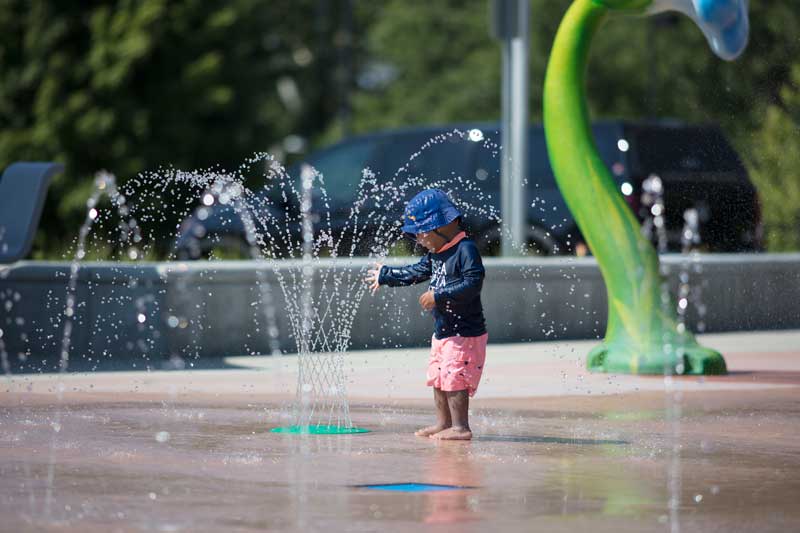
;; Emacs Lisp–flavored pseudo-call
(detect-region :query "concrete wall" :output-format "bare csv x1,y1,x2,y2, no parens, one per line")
1,254,798,371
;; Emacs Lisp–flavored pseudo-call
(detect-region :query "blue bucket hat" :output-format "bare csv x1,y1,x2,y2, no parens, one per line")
401,189,462,234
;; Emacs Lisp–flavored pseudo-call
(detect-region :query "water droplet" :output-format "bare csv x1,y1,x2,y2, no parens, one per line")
467,129,484,142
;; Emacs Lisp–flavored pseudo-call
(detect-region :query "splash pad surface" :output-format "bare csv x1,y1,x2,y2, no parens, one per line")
270,425,370,434
1,330,799,532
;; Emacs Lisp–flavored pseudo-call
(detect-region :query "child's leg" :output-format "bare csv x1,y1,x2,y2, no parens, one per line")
430,390,472,440
414,387,452,436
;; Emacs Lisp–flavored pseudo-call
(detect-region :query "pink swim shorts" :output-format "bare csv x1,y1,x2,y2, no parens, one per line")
427,333,489,397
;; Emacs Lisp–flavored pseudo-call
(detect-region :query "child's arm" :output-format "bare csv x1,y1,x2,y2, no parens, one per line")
377,255,433,288
433,244,484,304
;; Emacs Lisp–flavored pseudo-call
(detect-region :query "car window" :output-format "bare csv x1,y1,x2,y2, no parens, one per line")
526,127,552,187
631,126,744,174
304,138,378,202
473,129,501,194
593,123,629,175
587,123,631,184
371,132,476,183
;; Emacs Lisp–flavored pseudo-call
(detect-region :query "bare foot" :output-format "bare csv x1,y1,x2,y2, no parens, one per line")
430,427,472,440
415,424,450,437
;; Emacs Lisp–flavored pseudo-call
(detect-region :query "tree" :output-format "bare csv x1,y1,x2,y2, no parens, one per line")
746,64,800,251
2,1,798,253
0,0,346,256
347,0,800,250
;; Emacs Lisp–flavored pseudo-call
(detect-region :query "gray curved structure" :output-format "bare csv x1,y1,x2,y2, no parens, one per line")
0,162,63,263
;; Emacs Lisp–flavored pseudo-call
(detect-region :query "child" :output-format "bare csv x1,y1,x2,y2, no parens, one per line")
365,189,488,440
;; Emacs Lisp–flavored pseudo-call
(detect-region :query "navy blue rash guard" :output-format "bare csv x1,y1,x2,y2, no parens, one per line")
378,237,487,340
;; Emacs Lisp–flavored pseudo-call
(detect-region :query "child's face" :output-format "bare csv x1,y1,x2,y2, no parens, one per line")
415,231,440,252
414,220,460,252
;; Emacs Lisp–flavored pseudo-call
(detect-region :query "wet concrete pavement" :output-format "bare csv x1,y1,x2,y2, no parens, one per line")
1,330,799,532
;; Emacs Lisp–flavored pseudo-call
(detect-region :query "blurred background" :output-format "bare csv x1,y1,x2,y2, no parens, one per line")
1,0,798,258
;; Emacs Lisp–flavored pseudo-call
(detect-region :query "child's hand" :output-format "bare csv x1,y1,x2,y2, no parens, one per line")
365,262,383,295
419,290,436,311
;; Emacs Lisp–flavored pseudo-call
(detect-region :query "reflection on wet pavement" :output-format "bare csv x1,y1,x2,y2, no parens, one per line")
475,435,628,445
1,387,799,532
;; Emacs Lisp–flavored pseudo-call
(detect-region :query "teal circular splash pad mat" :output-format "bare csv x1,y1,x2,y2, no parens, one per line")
270,425,370,435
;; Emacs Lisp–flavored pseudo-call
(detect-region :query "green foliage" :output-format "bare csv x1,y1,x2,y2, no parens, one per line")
350,0,800,250
0,0,344,256
349,0,500,131
745,64,800,251
346,0,568,132
1,0,798,254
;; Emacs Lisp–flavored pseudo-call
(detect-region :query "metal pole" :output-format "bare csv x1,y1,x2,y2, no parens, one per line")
493,0,529,256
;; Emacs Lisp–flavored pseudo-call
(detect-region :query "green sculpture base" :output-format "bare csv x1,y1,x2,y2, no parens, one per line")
270,425,370,435
588,341,727,375
542,0,747,376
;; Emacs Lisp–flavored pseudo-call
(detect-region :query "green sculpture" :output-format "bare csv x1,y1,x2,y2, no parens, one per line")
543,0,749,374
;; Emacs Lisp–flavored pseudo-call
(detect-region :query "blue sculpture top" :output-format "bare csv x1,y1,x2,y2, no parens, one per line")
648,0,749,60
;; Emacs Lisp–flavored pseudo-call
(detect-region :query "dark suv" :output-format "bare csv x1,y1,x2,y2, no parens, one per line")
175,120,762,257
